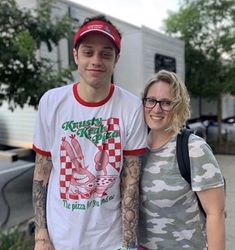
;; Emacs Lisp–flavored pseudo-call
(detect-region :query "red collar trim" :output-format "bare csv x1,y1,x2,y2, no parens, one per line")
73,83,115,107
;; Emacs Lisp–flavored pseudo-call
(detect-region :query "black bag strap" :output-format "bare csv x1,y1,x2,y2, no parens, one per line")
176,128,193,184
176,128,206,217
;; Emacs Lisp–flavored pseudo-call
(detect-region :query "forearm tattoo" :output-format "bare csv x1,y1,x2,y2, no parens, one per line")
121,156,141,247
33,180,48,231
32,154,52,232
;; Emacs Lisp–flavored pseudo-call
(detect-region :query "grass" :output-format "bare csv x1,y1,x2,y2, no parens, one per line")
0,226,34,250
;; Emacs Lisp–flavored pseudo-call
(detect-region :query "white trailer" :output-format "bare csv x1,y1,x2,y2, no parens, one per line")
0,0,185,149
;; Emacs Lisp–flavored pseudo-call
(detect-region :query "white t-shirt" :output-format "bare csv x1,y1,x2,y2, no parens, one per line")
33,83,147,250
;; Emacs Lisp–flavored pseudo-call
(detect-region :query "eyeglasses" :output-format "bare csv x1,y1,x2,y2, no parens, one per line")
143,97,175,111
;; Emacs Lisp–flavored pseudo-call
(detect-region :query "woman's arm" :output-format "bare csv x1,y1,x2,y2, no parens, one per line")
120,155,141,249
196,186,225,250
32,153,54,250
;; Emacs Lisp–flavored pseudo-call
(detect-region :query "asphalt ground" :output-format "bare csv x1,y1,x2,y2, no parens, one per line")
215,154,235,250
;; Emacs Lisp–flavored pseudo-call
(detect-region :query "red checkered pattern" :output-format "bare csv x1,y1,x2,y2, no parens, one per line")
60,149,92,200
60,146,74,199
97,118,121,172
59,117,121,200
60,147,91,200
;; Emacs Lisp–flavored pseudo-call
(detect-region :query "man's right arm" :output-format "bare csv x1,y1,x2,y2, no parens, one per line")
33,153,54,250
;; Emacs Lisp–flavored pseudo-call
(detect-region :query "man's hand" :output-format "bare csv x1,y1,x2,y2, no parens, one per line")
35,238,54,250
34,228,54,250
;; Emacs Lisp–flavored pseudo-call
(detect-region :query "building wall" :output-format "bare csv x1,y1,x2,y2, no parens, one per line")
114,29,144,96
0,0,185,147
16,0,37,9
142,26,185,85
190,95,235,119
0,103,37,148
223,95,235,118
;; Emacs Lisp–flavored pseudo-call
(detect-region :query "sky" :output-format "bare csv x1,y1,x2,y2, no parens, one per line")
69,0,180,32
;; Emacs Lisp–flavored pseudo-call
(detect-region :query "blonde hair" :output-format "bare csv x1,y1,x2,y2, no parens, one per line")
142,70,191,133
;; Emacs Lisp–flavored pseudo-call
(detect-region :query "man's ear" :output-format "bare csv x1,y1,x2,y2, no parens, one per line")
114,53,120,65
73,48,78,65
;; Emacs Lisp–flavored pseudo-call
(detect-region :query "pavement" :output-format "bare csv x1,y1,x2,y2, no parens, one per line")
0,154,234,249
215,154,235,250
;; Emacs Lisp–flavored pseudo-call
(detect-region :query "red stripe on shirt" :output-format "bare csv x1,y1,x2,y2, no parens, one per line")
123,148,146,156
32,144,51,157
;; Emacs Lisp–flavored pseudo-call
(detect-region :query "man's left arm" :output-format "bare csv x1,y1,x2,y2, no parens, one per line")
120,155,141,249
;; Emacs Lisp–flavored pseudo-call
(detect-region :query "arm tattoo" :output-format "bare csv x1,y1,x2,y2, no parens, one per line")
33,180,48,230
32,153,52,232
121,155,141,247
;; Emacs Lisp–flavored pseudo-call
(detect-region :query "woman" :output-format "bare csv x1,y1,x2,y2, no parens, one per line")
139,70,225,250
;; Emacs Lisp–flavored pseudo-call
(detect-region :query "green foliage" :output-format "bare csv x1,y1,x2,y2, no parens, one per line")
165,0,235,98
164,0,235,142
0,0,74,110
0,227,34,250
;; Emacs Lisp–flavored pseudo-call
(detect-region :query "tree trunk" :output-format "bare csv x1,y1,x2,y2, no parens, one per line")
217,94,222,143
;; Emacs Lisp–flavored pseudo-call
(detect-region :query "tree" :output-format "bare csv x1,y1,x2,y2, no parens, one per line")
164,0,235,142
0,0,74,111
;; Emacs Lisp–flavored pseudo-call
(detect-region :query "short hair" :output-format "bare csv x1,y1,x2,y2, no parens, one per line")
142,70,191,133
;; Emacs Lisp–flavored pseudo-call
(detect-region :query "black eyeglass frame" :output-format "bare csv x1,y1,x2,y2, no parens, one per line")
143,97,176,112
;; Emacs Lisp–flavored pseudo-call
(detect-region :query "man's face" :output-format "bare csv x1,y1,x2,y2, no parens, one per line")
73,32,119,89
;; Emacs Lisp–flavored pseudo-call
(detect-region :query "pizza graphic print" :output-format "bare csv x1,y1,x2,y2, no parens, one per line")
60,117,121,200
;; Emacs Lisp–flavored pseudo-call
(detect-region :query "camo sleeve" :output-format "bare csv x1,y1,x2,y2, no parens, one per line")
188,134,224,192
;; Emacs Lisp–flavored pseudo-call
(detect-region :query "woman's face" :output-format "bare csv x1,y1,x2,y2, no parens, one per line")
144,81,174,133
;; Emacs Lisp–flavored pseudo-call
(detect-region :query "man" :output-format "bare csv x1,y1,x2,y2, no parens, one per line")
32,15,147,250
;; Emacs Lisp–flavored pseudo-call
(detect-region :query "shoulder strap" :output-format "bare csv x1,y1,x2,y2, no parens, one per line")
176,128,193,184
176,128,206,217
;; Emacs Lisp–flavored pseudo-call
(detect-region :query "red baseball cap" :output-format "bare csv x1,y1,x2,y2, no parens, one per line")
73,20,121,53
